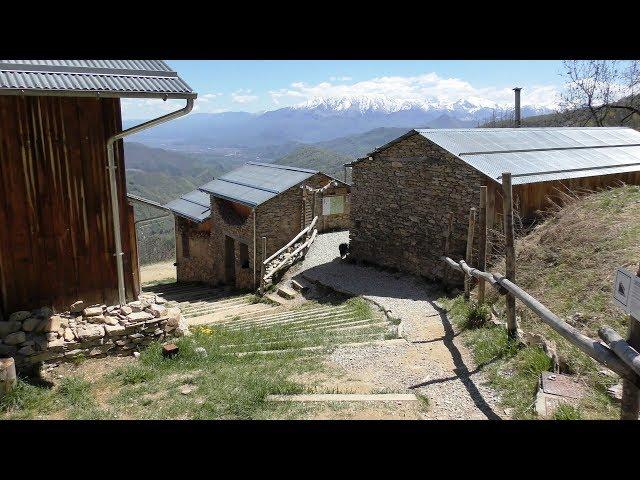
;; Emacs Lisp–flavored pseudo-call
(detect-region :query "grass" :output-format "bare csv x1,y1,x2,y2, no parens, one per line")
1,295,395,420
553,403,582,420
452,185,640,419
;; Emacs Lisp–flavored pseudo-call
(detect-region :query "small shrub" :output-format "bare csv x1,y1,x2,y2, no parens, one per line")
466,302,491,329
553,403,582,420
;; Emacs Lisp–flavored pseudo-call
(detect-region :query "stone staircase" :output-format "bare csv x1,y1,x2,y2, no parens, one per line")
143,282,275,323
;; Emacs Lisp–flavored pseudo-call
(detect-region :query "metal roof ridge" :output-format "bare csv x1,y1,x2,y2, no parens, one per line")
208,177,281,195
459,143,640,157
246,161,318,174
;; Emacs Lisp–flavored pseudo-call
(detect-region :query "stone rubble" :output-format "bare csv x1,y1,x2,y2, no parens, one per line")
0,295,189,373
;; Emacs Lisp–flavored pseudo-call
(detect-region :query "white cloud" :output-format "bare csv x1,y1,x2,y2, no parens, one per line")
269,73,561,109
231,89,258,104
121,93,229,119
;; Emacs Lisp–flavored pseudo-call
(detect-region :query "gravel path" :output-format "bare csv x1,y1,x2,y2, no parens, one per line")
294,231,504,420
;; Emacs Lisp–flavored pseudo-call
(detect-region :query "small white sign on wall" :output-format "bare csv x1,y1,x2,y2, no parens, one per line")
613,267,640,319
322,195,345,215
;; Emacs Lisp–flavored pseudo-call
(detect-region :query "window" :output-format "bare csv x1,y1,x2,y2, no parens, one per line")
182,233,190,258
239,242,249,269
322,195,345,215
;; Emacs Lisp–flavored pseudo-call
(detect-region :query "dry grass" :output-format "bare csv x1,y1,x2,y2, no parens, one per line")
479,184,640,418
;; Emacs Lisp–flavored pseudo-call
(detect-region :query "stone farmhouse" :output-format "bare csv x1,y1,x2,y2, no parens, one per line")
165,162,350,290
347,127,640,283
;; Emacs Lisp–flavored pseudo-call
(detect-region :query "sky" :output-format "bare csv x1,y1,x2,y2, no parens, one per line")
121,60,567,120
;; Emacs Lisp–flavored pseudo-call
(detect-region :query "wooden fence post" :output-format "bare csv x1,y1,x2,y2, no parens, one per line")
464,207,477,300
502,172,518,338
442,212,454,291
621,262,640,420
478,187,488,304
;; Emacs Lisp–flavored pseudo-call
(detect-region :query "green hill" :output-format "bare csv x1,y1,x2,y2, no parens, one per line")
273,145,352,178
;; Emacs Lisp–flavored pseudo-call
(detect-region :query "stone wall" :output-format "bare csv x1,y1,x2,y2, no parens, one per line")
207,172,344,291
0,295,189,373
175,217,213,283
349,133,488,283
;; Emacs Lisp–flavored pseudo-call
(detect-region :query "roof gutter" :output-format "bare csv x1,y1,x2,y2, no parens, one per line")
107,97,194,305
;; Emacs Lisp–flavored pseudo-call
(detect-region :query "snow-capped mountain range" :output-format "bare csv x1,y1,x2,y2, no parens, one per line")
127,94,554,150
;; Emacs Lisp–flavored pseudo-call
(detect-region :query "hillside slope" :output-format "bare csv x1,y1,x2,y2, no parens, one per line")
479,185,640,418
274,145,352,178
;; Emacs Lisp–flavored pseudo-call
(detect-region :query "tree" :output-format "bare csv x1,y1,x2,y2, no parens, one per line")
560,60,640,126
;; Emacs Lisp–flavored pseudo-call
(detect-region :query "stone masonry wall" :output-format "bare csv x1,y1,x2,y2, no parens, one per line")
0,295,189,374
349,133,488,283
207,172,341,291
176,217,213,284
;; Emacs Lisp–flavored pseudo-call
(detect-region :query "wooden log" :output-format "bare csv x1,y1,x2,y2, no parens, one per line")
263,216,317,265
620,263,640,420
464,207,477,300
598,326,640,377
478,187,488,304
492,274,640,387
0,357,17,397
265,229,318,280
502,172,518,338
442,212,454,290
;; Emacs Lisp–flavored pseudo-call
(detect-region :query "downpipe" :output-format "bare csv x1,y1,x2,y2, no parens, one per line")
107,98,194,305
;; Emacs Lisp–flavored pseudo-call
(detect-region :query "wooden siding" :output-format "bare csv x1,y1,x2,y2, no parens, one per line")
0,95,137,315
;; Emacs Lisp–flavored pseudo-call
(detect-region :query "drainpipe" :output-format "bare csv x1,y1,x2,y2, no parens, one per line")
107,98,194,305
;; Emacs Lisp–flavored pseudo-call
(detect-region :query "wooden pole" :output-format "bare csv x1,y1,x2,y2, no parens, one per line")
620,262,640,420
464,207,477,300
478,186,488,304
0,357,17,398
442,212,454,291
502,172,518,338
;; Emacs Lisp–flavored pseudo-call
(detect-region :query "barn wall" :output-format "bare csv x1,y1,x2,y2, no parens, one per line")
0,95,136,315
349,134,485,282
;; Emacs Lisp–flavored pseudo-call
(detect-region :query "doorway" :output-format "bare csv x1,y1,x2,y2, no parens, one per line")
224,236,236,285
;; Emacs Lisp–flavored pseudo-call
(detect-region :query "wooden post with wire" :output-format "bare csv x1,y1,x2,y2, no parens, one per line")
477,187,488,304
464,207,477,300
621,262,640,420
502,172,518,338
442,212,454,291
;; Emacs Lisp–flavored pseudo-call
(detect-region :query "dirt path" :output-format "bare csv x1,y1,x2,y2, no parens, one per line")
140,261,176,285
293,231,504,420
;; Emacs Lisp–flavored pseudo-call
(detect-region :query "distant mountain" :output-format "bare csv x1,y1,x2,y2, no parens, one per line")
126,95,553,151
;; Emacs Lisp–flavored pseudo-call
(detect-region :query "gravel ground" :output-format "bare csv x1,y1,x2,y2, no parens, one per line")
294,231,504,420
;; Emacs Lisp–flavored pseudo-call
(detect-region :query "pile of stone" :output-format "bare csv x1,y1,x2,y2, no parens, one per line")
0,294,189,372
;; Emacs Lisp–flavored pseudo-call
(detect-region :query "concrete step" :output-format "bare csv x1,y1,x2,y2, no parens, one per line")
213,306,349,326
277,286,297,300
218,332,386,351
180,298,254,315
266,393,419,402
225,312,357,331
290,279,310,293
231,338,406,356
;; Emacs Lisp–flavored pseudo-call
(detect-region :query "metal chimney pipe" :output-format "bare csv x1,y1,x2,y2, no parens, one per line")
513,87,522,128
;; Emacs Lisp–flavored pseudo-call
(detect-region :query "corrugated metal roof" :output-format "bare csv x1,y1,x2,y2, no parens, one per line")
0,60,195,99
164,189,211,223
199,162,318,207
376,127,640,185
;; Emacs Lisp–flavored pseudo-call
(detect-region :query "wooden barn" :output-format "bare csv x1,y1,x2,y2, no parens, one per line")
348,127,640,282
0,60,196,317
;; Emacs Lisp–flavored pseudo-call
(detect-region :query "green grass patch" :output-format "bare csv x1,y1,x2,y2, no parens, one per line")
553,403,582,420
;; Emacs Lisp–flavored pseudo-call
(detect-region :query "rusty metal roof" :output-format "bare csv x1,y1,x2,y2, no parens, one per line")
199,162,318,208
0,60,196,99
370,127,640,185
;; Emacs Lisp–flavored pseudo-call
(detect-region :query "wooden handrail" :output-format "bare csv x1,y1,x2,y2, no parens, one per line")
265,228,317,280
263,216,318,266
441,255,640,387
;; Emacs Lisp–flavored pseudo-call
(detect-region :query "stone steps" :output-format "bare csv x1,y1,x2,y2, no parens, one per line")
221,310,354,330
179,298,256,317
218,332,386,352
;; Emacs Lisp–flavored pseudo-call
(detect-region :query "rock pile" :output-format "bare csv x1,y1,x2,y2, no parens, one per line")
0,294,189,372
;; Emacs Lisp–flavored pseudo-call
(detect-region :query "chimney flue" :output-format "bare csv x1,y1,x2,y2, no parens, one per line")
513,87,522,128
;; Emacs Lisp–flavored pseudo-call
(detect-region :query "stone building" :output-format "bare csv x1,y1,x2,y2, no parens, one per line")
348,127,640,283
166,162,350,290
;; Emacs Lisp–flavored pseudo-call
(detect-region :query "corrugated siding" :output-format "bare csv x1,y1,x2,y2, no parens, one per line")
0,96,137,314
0,60,172,72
